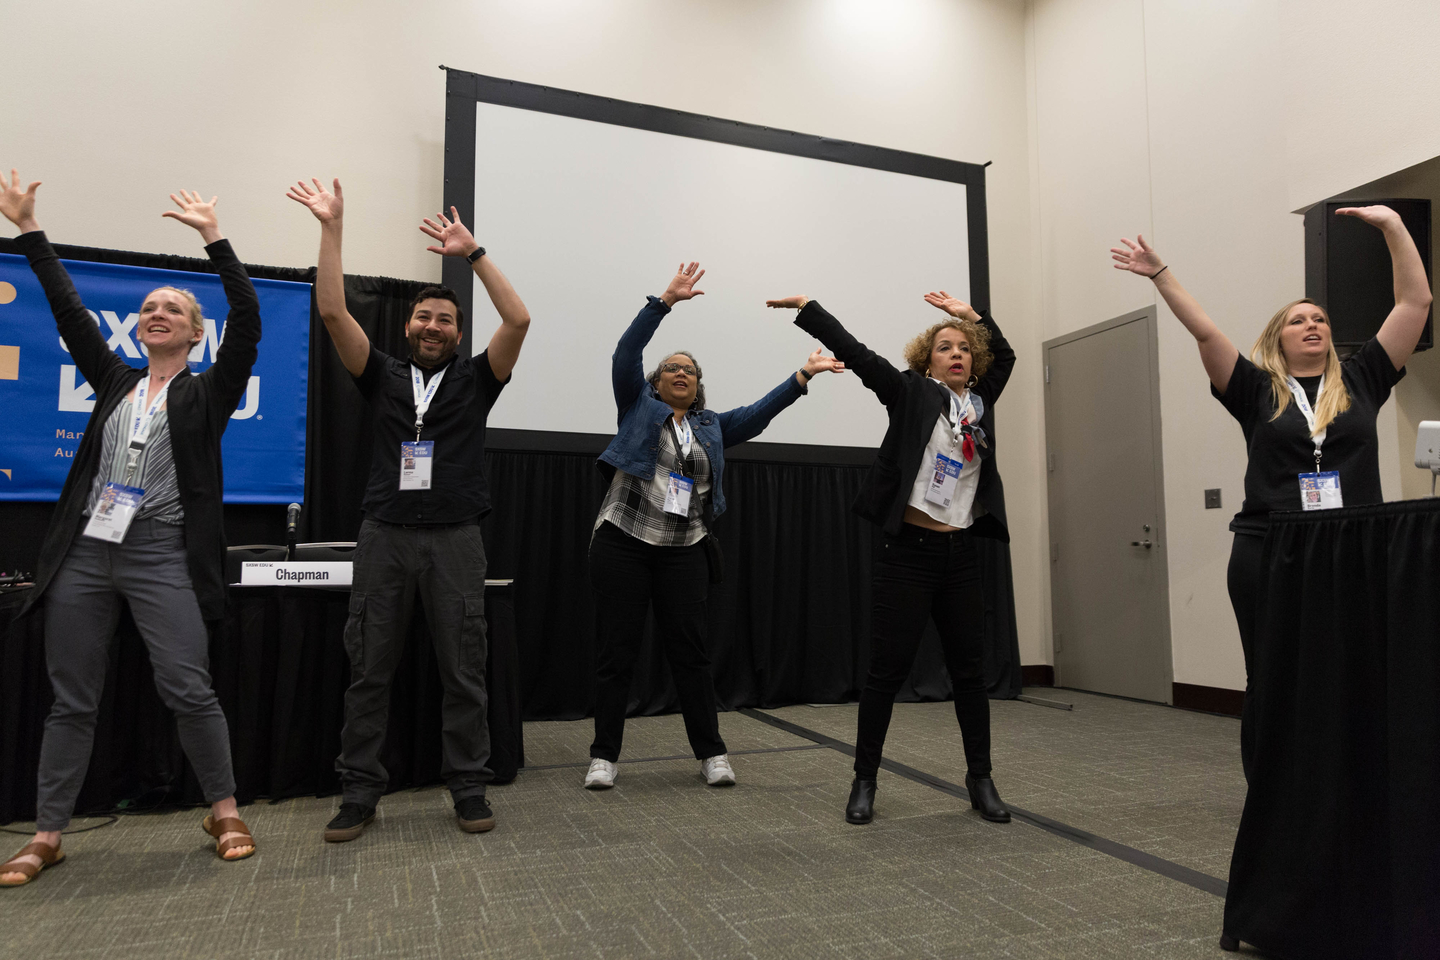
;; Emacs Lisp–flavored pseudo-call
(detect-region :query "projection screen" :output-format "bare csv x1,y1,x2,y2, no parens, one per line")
441,70,990,451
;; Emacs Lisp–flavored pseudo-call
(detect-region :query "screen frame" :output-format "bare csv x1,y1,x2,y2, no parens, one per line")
439,66,991,460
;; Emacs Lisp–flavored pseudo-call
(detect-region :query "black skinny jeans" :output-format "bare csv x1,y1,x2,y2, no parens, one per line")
588,521,726,763
1226,530,1264,781
854,523,991,780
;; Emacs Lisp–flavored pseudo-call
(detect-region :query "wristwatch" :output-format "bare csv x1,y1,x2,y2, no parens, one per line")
466,246,487,263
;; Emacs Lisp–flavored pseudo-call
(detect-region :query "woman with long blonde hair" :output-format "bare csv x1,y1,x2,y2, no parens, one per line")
1111,205,1432,779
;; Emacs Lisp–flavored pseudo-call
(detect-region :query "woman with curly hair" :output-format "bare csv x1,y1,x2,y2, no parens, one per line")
767,289,1016,825
583,262,845,791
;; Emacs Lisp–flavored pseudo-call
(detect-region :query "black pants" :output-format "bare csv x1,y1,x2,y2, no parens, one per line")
854,524,991,780
337,517,492,806
1226,531,1264,781
588,521,725,763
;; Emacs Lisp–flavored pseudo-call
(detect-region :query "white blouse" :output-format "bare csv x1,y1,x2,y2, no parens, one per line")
905,383,982,529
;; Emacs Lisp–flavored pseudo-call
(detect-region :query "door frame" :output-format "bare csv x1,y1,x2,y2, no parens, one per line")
1042,306,1174,702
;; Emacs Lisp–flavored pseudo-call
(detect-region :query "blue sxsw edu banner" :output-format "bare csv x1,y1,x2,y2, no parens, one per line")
0,253,311,502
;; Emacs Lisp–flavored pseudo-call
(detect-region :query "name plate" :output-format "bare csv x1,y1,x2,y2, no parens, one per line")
241,561,353,586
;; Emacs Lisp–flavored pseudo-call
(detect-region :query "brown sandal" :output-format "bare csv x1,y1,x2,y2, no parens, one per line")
1,841,65,887
202,815,257,861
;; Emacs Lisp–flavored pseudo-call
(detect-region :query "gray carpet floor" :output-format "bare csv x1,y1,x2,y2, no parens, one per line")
0,691,1262,960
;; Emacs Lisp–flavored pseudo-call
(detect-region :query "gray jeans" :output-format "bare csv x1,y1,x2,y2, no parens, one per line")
38,519,236,830
337,517,491,806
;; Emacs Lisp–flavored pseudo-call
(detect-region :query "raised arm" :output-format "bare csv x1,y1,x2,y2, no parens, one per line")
1113,234,1239,393
0,169,128,389
286,178,369,377
0,168,41,236
768,296,907,406
420,207,530,381
165,191,260,407
1336,205,1434,370
922,290,1015,405
610,262,706,415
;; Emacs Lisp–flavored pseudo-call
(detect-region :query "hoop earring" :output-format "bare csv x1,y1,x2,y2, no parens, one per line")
966,374,978,388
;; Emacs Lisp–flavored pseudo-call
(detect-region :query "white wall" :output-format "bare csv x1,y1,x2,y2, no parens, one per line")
1283,0,1440,211
8,0,1050,662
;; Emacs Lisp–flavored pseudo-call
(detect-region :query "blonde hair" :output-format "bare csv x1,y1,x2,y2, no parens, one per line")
146,286,206,339
903,319,993,380
1252,298,1349,434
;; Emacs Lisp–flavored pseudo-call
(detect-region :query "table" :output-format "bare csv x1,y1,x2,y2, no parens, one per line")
0,582,522,824
1223,499,1440,960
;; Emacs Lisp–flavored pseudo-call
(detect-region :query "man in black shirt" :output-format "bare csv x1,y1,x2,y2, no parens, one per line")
288,179,531,841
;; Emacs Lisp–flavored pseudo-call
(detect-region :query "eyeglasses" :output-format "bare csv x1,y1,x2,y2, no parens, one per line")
660,362,698,375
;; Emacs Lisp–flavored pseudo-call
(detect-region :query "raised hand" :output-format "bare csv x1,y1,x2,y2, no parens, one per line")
419,206,481,258
1335,205,1403,230
923,290,980,322
660,262,705,307
0,168,41,233
765,296,809,310
286,178,344,223
1111,234,1165,278
161,189,222,244
803,348,846,377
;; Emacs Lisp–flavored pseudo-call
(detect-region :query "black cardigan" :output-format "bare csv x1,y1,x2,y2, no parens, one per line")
795,300,1015,541
17,231,262,620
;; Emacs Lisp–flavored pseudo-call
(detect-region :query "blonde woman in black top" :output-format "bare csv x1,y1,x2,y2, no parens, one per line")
1112,205,1431,778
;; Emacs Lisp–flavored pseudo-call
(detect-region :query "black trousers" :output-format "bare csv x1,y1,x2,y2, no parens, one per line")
337,517,492,806
1226,530,1265,781
588,521,725,763
854,524,991,780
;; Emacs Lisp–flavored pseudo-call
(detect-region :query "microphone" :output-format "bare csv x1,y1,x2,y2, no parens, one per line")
286,503,301,560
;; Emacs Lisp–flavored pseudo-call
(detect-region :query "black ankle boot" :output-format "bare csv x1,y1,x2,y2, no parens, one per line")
845,777,877,824
965,773,1011,823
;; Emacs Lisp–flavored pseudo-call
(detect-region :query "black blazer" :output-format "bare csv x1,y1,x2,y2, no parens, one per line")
18,231,262,620
795,300,1015,541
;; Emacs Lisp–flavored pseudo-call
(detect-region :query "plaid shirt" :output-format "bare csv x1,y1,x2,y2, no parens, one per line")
595,422,713,547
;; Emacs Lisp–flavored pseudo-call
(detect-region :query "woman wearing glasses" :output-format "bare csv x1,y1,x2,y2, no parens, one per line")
584,262,844,790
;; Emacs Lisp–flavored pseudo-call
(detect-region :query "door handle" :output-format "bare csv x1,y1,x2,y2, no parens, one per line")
1129,539,1152,548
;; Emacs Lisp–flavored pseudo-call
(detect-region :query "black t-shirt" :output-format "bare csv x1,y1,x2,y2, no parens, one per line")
354,345,509,524
1212,338,1404,534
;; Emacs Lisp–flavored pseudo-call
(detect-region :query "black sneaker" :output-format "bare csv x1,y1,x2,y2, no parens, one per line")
455,796,495,833
323,802,376,843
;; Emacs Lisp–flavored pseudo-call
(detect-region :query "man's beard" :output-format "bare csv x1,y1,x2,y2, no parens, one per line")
409,332,458,366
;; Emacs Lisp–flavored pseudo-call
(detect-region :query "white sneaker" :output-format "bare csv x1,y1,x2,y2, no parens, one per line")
584,758,617,789
701,754,736,786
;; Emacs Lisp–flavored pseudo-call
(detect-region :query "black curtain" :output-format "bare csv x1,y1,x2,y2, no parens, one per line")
479,448,1023,721
1223,500,1440,960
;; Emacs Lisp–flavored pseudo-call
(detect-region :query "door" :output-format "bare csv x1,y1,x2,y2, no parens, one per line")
1044,307,1173,703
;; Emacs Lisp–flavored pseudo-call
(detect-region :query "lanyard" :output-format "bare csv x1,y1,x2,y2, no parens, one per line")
1285,375,1326,471
125,375,173,479
667,417,693,475
410,364,448,441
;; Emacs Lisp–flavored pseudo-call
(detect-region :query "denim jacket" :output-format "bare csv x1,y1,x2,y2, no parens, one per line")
597,296,808,520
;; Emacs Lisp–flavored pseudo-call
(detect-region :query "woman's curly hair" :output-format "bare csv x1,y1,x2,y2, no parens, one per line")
902,318,992,380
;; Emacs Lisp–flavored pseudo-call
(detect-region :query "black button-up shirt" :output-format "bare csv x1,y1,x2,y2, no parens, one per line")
354,345,508,524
